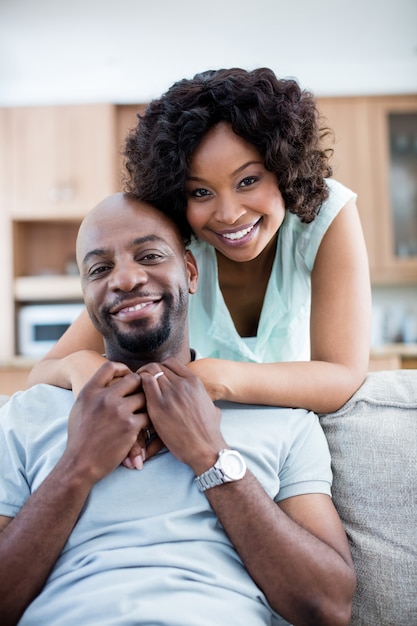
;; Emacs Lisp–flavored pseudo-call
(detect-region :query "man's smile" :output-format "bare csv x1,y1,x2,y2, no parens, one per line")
110,298,162,321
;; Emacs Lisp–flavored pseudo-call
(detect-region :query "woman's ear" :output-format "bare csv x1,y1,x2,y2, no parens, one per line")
185,250,198,294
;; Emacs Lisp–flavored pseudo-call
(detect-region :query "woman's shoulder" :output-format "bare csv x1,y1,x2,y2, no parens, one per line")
278,179,357,270
324,178,357,207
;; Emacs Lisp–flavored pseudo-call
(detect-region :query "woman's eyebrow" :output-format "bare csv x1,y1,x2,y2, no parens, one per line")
187,160,263,182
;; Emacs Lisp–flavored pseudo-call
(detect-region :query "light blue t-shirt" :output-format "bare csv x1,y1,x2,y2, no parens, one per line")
0,383,332,625
188,178,357,363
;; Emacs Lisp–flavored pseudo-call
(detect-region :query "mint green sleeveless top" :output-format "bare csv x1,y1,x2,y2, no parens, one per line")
188,179,356,363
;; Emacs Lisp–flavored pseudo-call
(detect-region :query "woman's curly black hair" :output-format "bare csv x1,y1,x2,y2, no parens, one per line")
123,67,333,243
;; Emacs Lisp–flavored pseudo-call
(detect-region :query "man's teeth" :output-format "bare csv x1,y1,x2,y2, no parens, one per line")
125,302,149,312
222,224,254,241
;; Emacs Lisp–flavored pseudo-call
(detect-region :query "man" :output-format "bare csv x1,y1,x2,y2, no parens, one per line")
0,193,356,625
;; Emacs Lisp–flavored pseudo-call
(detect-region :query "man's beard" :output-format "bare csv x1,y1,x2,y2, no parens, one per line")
113,309,171,356
98,291,187,360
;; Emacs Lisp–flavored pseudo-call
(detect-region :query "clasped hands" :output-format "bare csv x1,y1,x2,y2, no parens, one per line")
66,358,224,484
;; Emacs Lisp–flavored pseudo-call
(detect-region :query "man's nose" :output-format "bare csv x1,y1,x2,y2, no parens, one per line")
109,263,148,292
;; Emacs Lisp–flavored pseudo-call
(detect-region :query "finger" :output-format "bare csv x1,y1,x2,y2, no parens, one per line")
122,390,146,416
145,358,195,380
137,362,167,379
112,371,142,396
89,360,133,387
145,435,164,458
125,438,146,470
161,357,196,378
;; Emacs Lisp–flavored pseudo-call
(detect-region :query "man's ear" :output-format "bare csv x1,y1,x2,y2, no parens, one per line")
185,250,198,294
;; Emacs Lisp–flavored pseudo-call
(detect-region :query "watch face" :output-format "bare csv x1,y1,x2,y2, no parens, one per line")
221,450,246,480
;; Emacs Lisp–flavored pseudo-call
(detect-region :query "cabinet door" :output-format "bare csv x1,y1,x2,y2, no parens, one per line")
372,96,417,283
8,104,118,219
318,97,378,273
0,109,14,360
115,104,148,188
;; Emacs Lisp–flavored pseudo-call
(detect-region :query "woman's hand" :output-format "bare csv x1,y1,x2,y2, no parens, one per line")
66,350,108,397
122,431,164,469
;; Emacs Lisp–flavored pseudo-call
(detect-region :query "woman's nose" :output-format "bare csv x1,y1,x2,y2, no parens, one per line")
213,196,245,225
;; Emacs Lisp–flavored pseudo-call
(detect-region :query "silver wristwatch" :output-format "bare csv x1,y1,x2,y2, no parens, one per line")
194,449,246,492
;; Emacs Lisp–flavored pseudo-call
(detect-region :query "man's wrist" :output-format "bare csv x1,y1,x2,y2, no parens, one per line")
194,449,246,492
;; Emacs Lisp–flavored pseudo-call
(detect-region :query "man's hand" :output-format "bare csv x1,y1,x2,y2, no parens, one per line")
65,360,149,485
139,358,225,475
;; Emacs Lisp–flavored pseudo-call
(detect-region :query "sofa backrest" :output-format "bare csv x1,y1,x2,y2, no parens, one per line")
320,369,417,626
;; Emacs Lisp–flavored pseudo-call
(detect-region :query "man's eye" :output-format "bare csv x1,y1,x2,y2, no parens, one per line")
239,176,257,188
190,188,211,198
139,253,163,263
89,265,109,276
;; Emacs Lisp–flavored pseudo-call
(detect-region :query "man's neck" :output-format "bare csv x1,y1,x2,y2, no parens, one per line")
103,343,194,371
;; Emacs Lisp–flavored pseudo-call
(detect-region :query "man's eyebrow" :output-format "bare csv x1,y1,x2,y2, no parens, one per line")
82,235,167,266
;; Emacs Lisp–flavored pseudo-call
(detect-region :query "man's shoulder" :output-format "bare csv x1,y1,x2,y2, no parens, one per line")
0,384,74,423
216,400,316,432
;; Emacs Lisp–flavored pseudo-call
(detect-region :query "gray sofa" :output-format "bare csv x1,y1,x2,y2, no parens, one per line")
1,369,416,625
319,369,417,625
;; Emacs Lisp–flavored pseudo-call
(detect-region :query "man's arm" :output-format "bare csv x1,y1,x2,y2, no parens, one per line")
140,359,356,626
0,362,146,626
205,479,355,626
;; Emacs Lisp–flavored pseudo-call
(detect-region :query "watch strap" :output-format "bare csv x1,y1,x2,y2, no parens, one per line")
194,464,227,492
194,449,246,492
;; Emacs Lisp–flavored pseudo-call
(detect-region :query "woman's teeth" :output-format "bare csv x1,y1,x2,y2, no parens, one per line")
222,224,254,241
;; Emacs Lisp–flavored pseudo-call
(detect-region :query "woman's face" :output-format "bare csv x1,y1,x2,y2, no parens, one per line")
185,122,286,262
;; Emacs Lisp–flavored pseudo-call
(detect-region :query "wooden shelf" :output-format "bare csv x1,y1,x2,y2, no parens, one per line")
14,275,83,302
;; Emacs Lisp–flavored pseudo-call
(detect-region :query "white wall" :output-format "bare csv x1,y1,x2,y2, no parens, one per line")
1,0,417,106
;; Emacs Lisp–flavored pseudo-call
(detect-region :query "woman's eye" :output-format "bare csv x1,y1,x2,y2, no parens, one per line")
190,188,211,198
239,176,257,188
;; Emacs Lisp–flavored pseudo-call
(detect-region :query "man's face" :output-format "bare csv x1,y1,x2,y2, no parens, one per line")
77,195,198,363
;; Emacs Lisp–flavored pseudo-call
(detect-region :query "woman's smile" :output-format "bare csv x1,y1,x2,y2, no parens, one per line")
185,122,286,262
213,217,262,245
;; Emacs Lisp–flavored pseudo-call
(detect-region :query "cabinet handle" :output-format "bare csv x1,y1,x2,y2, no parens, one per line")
48,186,75,202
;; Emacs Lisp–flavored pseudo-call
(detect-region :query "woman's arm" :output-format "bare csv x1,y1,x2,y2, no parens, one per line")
189,200,372,413
26,308,106,395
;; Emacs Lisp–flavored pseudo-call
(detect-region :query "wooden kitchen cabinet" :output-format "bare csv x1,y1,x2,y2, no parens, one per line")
115,104,147,170
372,97,417,283
0,108,14,360
0,103,139,360
317,95,417,284
4,104,118,219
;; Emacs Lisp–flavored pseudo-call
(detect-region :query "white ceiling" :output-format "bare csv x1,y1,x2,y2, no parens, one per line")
1,0,417,106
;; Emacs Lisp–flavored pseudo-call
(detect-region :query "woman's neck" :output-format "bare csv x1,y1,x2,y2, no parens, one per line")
215,235,277,337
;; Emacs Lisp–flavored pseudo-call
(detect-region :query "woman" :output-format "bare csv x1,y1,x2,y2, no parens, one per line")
28,67,371,414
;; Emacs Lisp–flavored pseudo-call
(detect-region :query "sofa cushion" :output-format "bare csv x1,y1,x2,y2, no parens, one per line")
319,369,417,626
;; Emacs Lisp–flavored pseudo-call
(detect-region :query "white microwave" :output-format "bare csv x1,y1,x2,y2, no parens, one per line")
18,303,85,358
